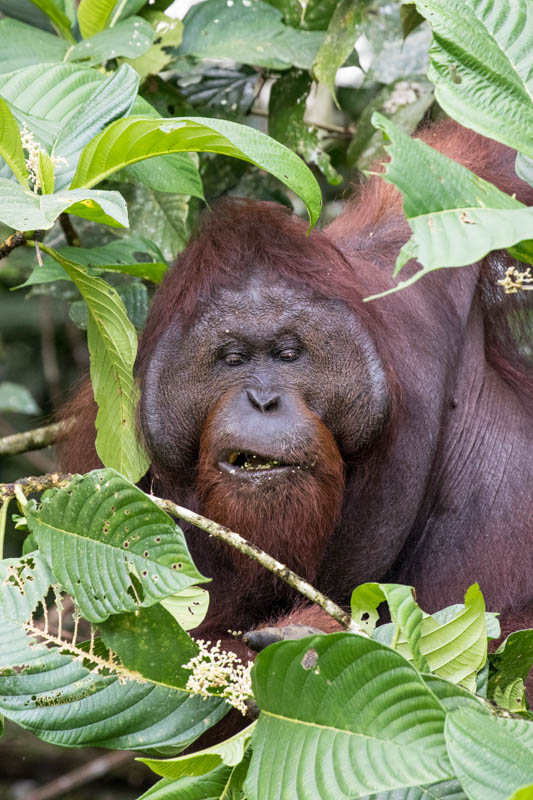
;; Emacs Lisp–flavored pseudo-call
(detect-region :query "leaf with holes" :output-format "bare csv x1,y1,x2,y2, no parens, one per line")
0,552,228,750
24,468,207,623
246,634,456,799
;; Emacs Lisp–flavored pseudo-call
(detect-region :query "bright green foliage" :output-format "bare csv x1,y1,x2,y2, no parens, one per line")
77,0,117,38
28,0,75,40
413,0,533,158
367,114,533,296
445,708,533,800
24,469,206,622
70,115,322,226
65,17,154,65
0,552,228,750
0,96,28,186
312,0,365,105
489,629,533,713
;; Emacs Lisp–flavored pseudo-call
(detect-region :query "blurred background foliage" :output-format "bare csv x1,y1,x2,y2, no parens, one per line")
0,0,443,796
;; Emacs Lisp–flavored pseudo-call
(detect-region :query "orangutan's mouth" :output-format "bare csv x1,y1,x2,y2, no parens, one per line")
218,450,303,477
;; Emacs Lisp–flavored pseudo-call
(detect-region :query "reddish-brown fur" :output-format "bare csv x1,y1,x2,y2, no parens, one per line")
58,121,533,680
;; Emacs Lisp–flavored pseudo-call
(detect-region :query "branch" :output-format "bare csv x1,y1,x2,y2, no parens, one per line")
0,422,65,456
24,751,134,800
1,473,362,634
59,212,82,247
0,231,27,258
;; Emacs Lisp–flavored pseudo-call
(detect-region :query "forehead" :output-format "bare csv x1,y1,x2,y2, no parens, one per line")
191,274,351,335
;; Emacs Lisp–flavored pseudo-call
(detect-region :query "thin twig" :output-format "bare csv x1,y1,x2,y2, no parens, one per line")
0,422,66,456
1,473,362,634
23,751,134,800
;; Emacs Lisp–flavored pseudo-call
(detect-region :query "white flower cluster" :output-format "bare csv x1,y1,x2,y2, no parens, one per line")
185,639,253,715
383,81,420,114
20,124,67,193
498,265,533,294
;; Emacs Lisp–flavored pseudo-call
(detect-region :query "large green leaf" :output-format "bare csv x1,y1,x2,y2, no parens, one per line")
0,96,28,186
413,0,533,157
488,629,533,712
246,634,454,799
77,0,116,38
178,0,324,70
0,18,68,72
361,781,467,800
367,114,533,297
123,11,183,80
71,115,322,226
136,765,241,800
445,707,533,800
0,553,227,750
38,246,149,479
66,16,154,65
25,468,207,622
0,179,127,230
52,64,139,190
312,0,365,104
113,152,204,199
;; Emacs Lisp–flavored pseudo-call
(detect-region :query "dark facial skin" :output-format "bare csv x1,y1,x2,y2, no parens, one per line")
141,273,389,482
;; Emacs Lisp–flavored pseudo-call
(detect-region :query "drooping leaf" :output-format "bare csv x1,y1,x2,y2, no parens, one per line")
38,246,149,479
0,381,40,414
0,553,227,750
178,0,325,71
367,114,533,298
136,765,239,800
0,97,28,186
0,18,68,72
0,179,128,230
445,707,533,800
413,0,533,157
77,0,116,38
312,0,366,105
70,114,322,226
69,281,148,331
246,634,454,799
25,468,207,622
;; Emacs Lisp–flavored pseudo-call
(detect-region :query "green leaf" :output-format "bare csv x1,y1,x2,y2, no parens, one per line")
114,152,204,199
445,707,533,800
0,381,40,414
268,70,342,185
52,64,140,190
489,629,533,712
123,12,183,80
400,5,426,39
507,787,533,800
0,18,68,72
140,724,254,779
66,16,154,65
99,603,198,687
25,468,207,622
0,97,28,186
179,0,324,70
367,114,533,297
40,247,149,480
118,181,190,262
361,779,467,799
37,149,54,194
70,281,149,331
28,0,74,40
71,115,322,227
18,237,167,288
246,634,454,799
0,553,227,750
0,179,128,230
312,0,365,105
160,586,210,631
516,153,533,190
351,582,429,671
77,0,116,38
413,0,533,157
136,765,239,800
